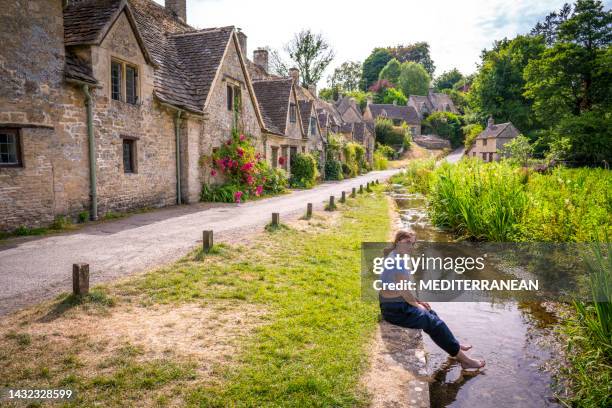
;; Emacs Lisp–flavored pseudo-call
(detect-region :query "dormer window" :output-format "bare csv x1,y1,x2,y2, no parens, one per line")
111,59,139,105
289,104,297,123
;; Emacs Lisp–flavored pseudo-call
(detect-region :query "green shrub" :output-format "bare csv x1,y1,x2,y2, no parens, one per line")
324,159,343,181
342,143,361,178
78,211,90,223
389,159,436,194
289,153,318,188
422,111,463,147
261,166,288,194
373,151,389,170
50,216,72,230
374,117,407,146
200,184,241,203
462,123,483,149
376,143,395,159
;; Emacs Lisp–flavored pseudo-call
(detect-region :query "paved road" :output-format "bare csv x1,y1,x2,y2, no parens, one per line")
444,147,465,164
0,170,398,316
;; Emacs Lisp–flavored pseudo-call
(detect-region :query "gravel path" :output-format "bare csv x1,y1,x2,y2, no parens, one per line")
0,170,398,316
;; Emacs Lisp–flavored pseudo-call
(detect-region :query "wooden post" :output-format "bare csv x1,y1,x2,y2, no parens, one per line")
351,187,356,198
72,263,89,296
203,230,213,252
340,191,346,203
359,185,364,194
306,203,313,219
272,212,280,226
327,196,336,211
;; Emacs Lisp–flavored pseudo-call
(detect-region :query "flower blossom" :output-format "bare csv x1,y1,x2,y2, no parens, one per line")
234,191,243,203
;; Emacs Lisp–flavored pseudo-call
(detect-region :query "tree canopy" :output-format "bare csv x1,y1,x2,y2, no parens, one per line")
361,48,393,91
378,58,402,85
397,62,431,97
434,68,464,91
388,42,436,75
328,61,362,93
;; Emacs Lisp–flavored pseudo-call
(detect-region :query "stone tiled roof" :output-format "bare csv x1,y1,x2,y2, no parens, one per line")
476,122,519,139
353,122,366,143
428,92,457,113
63,0,240,114
252,78,294,135
367,104,420,125
298,100,313,135
340,123,354,133
64,0,125,45
64,52,98,85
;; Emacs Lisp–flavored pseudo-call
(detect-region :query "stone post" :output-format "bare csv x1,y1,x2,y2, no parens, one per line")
203,230,213,252
72,263,89,296
340,191,346,203
272,213,280,226
306,203,313,219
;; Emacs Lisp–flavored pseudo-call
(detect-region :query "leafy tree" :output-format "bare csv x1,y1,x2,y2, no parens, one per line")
469,35,545,132
344,90,371,111
378,58,402,84
273,29,334,87
422,112,463,147
374,117,408,146
434,68,464,91
361,48,393,90
318,86,340,102
369,79,394,103
524,0,611,124
328,61,362,93
499,135,534,166
381,88,408,105
398,62,431,97
388,42,436,75
441,88,468,113
531,3,572,45
550,109,612,164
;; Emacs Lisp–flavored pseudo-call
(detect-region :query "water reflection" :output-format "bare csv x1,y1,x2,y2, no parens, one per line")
389,188,561,408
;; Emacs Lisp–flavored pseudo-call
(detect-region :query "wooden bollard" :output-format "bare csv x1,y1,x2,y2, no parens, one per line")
203,230,213,252
359,185,364,194
351,187,356,198
326,195,336,211
272,212,280,226
306,203,313,219
340,191,346,203
72,263,89,296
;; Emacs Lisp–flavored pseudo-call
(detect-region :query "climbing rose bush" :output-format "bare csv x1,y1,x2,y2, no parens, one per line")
202,130,287,203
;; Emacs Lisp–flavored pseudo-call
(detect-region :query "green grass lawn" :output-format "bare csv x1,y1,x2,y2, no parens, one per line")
1,187,391,407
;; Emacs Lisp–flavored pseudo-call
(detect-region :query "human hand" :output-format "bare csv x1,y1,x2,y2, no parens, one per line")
417,301,431,311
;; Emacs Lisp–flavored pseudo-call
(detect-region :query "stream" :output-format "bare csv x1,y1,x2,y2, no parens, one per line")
391,189,561,408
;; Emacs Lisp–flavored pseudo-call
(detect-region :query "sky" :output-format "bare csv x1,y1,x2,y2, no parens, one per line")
152,0,610,87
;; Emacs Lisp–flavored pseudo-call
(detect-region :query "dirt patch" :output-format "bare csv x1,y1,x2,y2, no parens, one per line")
1,302,267,381
290,211,342,232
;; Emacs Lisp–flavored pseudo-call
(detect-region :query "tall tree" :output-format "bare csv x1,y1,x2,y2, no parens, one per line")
525,0,611,125
328,61,362,92
361,48,393,90
398,62,431,97
469,35,545,132
433,68,464,91
388,42,436,75
378,58,402,85
271,29,334,86
531,3,572,45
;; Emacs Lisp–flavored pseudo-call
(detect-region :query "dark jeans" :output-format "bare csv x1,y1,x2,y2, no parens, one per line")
380,299,460,356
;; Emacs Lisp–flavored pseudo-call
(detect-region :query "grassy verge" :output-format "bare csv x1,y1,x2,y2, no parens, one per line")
0,187,390,407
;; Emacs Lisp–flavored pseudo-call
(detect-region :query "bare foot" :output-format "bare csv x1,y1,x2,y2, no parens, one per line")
460,358,485,370
460,344,472,351
454,350,485,370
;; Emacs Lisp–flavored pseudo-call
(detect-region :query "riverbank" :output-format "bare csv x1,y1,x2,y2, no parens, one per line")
390,159,612,407
0,186,395,407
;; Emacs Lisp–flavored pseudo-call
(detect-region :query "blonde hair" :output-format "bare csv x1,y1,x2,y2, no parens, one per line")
383,230,417,256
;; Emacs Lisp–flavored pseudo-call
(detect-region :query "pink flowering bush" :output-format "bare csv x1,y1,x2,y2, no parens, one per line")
201,129,287,203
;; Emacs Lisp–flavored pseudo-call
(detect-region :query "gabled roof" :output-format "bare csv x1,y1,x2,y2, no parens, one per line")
298,100,313,135
476,122,520,140
63,0,264,121
252,78,295,135
367,104,420,125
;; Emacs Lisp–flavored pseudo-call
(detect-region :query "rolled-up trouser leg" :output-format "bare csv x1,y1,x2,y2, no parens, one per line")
420,310,460,356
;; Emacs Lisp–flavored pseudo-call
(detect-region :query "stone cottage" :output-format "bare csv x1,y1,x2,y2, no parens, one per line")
363,103,421,136
0,0,266,232
408,89,458,119
251,78,306,172
466,117,520,162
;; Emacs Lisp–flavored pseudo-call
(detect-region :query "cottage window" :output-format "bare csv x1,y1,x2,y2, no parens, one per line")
271,147,279,169
226,84,241,112
482,152,487,161
0,128,22,167
482,138,487,146
111,59,139,104
122,139,136,173
489,152,494,161
309,117,317,135
289,104,297,123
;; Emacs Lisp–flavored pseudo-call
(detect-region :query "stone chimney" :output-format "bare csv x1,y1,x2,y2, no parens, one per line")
236,29,247,56
289,68,300,86
253,48,269,73
166,0,186,22
308,84,317,97
487,115,494,128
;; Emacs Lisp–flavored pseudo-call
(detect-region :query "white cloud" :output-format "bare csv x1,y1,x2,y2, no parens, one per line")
152,0,576,85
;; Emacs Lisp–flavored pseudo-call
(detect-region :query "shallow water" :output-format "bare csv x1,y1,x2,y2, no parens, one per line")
392,190,560,408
